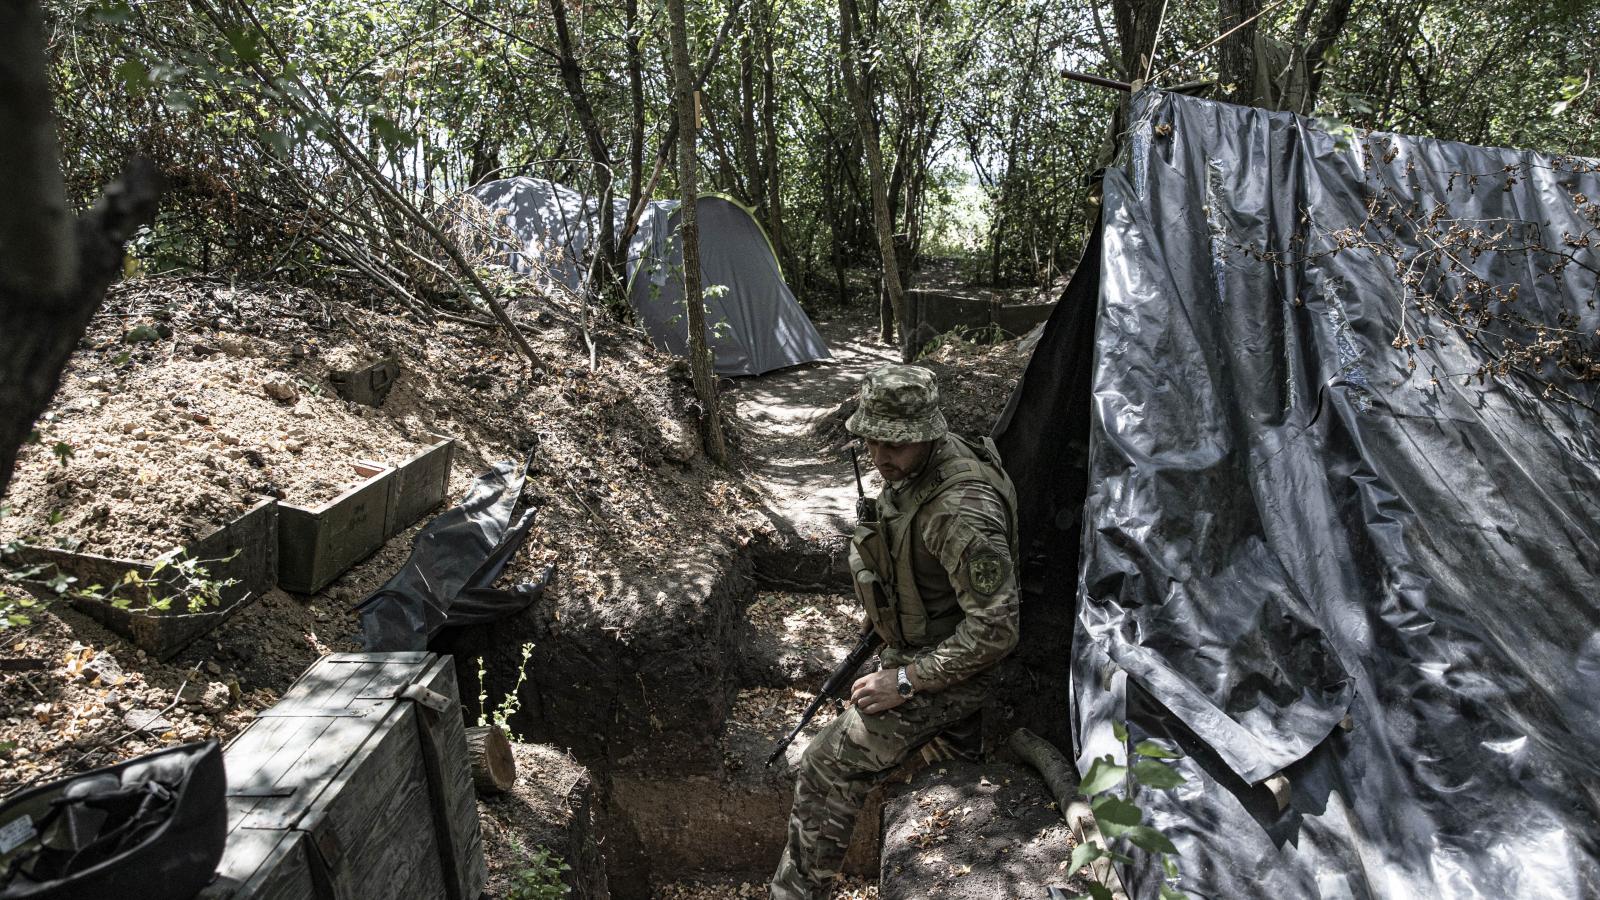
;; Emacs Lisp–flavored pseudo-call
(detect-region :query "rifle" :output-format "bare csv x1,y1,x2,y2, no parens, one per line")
766,625,884,767
849,442,876,524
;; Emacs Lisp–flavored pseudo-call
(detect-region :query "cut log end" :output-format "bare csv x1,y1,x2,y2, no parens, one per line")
465,725,516,795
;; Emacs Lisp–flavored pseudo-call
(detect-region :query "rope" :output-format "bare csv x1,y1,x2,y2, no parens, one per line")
1141,0,1173,86
1150,0,1296,87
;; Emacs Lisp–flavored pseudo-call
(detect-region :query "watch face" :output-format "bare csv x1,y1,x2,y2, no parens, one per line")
897,682,913,696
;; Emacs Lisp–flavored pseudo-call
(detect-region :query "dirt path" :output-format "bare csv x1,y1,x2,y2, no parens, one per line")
732,307,896,546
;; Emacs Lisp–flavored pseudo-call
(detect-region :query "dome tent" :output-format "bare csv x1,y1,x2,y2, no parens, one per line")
470,177,831,376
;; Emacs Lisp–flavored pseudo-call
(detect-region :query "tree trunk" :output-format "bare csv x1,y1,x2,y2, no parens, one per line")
838,0,908,358
1,0,161,500
617,0,747,252
668,0,729,466
1218,0,1264,105
464,725,517,795
738,17,763,206
547,0,619,298
758,1,788,276
1112,0,1166,84
1303,0,1356,112
625,0,645,240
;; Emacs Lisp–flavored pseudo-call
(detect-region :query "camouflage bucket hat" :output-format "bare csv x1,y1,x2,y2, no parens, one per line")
846,364,948,443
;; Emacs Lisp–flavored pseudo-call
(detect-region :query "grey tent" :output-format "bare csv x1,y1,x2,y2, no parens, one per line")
470,177,831,376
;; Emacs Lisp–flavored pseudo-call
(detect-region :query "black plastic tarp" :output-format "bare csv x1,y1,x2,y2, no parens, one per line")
358,460,553,651
998,90,1600,898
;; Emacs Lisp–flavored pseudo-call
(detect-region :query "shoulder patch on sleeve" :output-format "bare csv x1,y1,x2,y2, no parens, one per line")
967,548,1009,596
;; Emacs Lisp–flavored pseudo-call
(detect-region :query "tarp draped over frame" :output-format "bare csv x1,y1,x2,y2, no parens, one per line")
469,177,831,376
998,90,1600,898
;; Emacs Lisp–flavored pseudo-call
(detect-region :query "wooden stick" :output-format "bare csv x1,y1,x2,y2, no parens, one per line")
1010,727,1131,900
1060,69,1132,92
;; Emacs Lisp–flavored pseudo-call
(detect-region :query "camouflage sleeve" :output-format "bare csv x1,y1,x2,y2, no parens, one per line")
911,481,1019,692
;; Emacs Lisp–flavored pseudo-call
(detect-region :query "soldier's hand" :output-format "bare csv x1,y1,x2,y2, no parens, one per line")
848,670,905,716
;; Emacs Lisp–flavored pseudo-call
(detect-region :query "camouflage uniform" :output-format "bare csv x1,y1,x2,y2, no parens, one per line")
771,365,1020,900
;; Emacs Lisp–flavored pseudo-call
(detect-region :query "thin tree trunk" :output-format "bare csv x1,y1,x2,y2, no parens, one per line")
548,0,619,298
758,0,788,276
626,0,645,242
738,16,763,205
617,0,747,252
838,0,908,357
1,0,161,499
668,0,728,466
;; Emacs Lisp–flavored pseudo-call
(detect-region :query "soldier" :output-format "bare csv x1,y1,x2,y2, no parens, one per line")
770,364,1020,899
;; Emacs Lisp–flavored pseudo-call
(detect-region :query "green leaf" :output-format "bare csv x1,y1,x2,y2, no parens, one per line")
1086,884,1114,900
1160,885,1190,900
1080,755,1127,795
1068,840,1103,873
116,60,151,91
1134,740,1181,759
51,443,73,466
1125,825,1179,855
225,27,263,64
1111,721,1128,742
164,90,197,114
90,0,133,24
1132,758,1186,790
1091,795,1143,836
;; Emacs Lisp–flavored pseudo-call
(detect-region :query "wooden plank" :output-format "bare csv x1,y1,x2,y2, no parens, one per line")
383,437,455,538
277,465,393,594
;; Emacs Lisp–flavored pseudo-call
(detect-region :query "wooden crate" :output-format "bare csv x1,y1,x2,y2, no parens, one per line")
277,463,392,594
382,436,455,539
2,499,278,659
202,652,486,900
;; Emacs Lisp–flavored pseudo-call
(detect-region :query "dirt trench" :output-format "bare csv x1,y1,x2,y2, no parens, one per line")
459,309,1075,897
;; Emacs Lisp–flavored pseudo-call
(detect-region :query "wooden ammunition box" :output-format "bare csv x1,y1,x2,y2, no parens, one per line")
202,652,485,900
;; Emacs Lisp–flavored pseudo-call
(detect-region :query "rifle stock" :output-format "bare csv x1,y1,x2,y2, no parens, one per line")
765,626,884,767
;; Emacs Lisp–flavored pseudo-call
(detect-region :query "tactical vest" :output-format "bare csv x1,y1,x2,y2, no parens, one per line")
849,434,1019,650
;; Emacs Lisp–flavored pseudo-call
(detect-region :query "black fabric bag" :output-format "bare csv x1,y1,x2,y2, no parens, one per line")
0,740,226,899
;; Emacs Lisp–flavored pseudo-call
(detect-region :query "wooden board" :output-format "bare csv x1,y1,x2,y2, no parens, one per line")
277,464,393,594
3,499,277,659
202,652,485,900
383,437,455,539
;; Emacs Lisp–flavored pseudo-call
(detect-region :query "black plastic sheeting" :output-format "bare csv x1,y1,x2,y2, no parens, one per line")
997,90,1600,898
358,459,553,651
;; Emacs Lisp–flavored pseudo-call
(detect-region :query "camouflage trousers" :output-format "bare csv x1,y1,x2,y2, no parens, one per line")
769,668,994,900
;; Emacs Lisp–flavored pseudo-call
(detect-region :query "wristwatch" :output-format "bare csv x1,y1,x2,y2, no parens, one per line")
896,666,915,698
